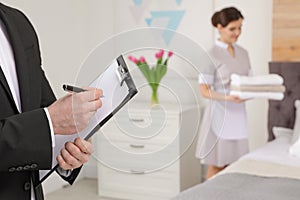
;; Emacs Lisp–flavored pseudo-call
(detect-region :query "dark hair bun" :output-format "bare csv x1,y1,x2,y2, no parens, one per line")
211,7,244,28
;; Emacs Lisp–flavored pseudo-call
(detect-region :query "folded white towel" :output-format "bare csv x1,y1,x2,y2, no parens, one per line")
230,91,284,100
231,73,284,86
230,85,286,92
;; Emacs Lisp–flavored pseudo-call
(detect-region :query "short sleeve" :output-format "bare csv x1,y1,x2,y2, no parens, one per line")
198,73,214,85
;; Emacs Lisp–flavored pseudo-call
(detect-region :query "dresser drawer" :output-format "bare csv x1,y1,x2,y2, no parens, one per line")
100,112,179,143
98,164,180,199
96,134,179,173
98,131,179,153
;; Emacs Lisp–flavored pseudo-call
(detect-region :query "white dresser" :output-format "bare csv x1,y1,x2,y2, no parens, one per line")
96,103,202,200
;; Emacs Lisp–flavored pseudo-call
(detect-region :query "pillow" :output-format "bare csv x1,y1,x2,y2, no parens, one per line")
289,100,300,157
291,100,300,145
272,126,293,139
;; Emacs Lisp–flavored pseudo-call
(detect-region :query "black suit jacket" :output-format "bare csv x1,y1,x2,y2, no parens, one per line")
0,3,80,200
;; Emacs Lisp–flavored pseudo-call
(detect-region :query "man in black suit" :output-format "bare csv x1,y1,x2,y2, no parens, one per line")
0,3,102,200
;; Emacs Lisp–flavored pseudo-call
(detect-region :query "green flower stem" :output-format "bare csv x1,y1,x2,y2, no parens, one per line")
151,87,159,105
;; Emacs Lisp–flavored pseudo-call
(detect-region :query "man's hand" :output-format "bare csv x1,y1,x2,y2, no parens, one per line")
48,88,102,135
57,138,94,170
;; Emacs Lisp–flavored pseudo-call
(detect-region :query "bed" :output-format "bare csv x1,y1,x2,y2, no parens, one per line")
172,62,300,200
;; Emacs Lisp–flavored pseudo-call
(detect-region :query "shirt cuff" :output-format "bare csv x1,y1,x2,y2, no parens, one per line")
43,108,55,147
57,167,72,177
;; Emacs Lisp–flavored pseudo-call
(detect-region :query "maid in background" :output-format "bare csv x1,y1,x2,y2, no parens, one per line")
195,7,252,180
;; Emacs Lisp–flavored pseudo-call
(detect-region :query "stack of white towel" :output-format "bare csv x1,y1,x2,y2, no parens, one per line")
230,73,285,100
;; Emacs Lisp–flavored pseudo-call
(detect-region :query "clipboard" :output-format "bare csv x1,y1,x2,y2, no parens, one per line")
37,55,137,185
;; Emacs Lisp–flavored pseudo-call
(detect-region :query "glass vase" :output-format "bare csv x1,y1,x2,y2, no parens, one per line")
151,87,159,106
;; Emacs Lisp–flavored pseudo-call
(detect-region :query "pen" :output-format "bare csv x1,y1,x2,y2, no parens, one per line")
63,84,105,98
63,84,86,93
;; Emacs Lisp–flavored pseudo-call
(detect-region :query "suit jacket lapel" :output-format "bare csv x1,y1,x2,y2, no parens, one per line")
0,4,31,112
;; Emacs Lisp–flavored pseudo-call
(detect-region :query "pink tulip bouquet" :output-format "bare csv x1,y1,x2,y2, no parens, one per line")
128,49,173,105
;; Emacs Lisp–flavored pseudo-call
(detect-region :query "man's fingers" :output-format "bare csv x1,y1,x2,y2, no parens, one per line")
76,99,102,113
90,99,102,112
73,89,102,112
65,140,90,163
57,155,73,170
61,147,82,167
75,88,103,102
74,138,94,155
57,138,92,170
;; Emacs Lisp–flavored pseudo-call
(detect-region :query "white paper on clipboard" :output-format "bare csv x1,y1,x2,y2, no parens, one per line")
38,55,137,184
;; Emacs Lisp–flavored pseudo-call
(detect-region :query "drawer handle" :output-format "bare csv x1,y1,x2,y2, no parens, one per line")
130,144,145,148
130,170,145,174
130,118,144,122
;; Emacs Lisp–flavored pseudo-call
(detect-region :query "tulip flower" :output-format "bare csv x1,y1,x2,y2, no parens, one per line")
128,55,138,64
139,56,146,63
128,49,173,105
155,49,164,59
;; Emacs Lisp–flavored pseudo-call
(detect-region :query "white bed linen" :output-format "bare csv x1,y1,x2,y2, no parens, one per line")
239,134,300,167
216,133,300,180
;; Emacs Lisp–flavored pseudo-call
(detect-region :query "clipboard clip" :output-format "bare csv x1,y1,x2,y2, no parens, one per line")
116,65,129,86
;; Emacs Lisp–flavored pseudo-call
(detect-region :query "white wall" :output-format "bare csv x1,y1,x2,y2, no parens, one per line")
2,0,114,97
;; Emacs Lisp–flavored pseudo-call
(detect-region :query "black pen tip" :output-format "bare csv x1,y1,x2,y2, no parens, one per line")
62,84,67,91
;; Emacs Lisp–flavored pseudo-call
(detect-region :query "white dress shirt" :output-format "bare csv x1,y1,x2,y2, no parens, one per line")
0,20,55,200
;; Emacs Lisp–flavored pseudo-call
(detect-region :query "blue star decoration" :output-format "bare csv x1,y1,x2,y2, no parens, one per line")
176,0,183,5
133,0,143,6
145,10,185,45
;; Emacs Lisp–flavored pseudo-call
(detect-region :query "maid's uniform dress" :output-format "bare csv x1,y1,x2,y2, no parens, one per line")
195,40,252,167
